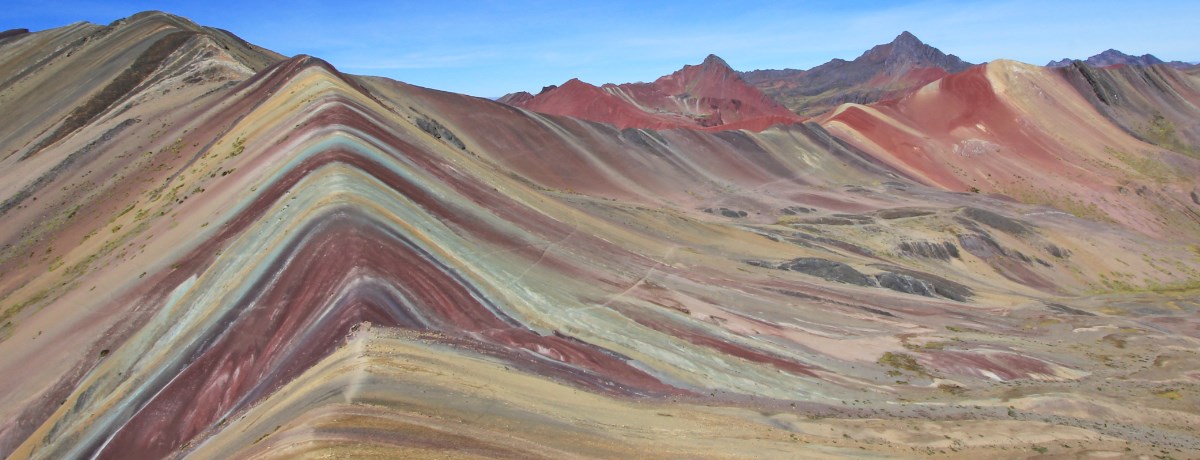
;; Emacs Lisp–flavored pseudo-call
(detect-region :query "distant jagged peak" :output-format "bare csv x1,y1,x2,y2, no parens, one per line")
557,77,601,92
700,53,732,69
496,91,533,105
1090,49,1163,66
861,31,973,74
1047,49,1190,69
498,52,798,130
1046,58,1076,67
893,30,922,46
654,54,787,107
666,53,739,80
523,77,613,102
865,31,921,54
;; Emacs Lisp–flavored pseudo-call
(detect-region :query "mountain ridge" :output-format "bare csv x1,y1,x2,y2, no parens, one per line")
1047,48,1193,69
499,53,802,131
740,31,973,116
3,11,1200,459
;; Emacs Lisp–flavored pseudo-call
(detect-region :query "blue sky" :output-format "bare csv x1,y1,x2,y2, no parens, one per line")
3,1,1197,97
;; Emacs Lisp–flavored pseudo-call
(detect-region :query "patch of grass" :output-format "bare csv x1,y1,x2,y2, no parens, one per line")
922,341,949,350
1006,186,1113,223
1154,389,1182,400
0,289,50,325
228,136,246,158
945,325,981,333
63,254,98,277
775,216,802,225
1105,147,1176,182
938,383,966,395
1138,113,1200,158
1102,334,1127,349
115,203,136,219
878,352,927,375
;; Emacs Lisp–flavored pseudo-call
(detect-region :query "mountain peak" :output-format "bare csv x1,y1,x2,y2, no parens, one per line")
1049,49,1169,68
893,31,922,45
740,32,971,116
682,54,736,76
702,54,731,68
1047,49,1193,69
561,77,591,88
501,52,798,130
860,31,971,75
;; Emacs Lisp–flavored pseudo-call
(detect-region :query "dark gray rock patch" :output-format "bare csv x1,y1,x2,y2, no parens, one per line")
778,258,874,287
871,265,974,302
877,208,937,220
780,206,816,215
963,207,1031,236
1046,303,1096,316
896,240,960,260
704,207,748,218
875,272,937,298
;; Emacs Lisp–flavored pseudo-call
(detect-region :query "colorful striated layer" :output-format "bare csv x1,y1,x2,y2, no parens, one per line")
1,12,1200,459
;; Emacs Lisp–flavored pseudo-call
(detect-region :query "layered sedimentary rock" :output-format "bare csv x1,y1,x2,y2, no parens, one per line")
1055,61,1200,152
820,61,1200,238
1,12,1199,459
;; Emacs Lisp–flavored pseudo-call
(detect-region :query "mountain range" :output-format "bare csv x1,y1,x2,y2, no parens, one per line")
2,11,1199,459
498,54,801,130
741,31,974,116
1047,48,1194,69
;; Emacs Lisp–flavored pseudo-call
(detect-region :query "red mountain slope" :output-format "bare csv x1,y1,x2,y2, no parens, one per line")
821,61,1200,238
501,55,802,131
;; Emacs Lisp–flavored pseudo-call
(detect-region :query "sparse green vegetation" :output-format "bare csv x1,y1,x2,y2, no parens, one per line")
1154,389,1182,400
1007,186,1113,223
878,352,926,375
938,383,965,395
0,289,49,325
228,136,246,158
1105,147,1175,182
115,203,137,219
1138,113,1199,158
